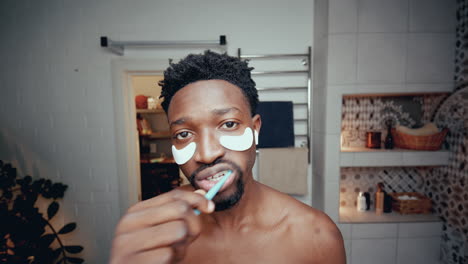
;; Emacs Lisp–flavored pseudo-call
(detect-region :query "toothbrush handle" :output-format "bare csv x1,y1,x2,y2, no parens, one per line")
192,170,232,215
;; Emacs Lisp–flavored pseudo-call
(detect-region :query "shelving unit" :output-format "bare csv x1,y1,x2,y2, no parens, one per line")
340,147,450,167
136,108,165,114
136,105,179,199
145,131,171,139
338,92,451,226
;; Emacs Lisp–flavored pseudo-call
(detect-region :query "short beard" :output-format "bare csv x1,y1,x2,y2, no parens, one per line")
214,177,244,211
189,159,244,211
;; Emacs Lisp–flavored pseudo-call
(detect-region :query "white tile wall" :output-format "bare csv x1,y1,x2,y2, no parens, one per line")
406,33,456,83
325,86,344,133
329,0,358,33
352,223,398,239
398,222,443,238
397,237,441,264
357,34,407,83
324,133,341,180
351,238,397,264
409,0,457,33
344,222,442,264
358,0,408,33
343,239,353,264
328,34,358,84
324,181,340,221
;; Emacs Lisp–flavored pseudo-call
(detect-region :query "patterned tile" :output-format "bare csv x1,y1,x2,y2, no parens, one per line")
340,88,467,261
340,167,426,209
341,95,447,148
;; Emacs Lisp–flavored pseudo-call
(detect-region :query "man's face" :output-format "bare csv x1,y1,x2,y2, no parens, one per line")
167,80,260,210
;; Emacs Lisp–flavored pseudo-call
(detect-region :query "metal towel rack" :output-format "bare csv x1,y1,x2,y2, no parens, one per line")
100,35,227,56
238,47,312,163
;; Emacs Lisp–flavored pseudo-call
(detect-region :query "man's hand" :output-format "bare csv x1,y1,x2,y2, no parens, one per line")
109,189,213,264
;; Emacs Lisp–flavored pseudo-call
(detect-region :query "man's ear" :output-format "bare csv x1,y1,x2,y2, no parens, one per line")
252,114,261,145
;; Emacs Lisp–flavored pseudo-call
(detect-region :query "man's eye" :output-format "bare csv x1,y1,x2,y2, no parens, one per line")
176,131,191,140
222,121,238,129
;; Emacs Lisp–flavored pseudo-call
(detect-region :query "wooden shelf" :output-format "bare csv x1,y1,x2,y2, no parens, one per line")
339,207,441,223
149,131,171,139
340,147,450,167
140,131,171,139
136,108,165,114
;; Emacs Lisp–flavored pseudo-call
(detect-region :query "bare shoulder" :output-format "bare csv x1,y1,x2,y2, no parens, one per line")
266,188,346,263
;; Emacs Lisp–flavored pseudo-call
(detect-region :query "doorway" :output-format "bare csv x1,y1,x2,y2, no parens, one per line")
111,59,176,216
132,75,185,200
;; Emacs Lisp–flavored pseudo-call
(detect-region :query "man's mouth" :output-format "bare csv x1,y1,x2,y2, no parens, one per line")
206,170,229,182
196,169,234,193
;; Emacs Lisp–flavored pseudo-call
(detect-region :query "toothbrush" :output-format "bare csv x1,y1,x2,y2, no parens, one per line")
193,170,232,215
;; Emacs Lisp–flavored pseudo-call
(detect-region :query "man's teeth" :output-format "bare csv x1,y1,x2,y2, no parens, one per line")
207,171,227,181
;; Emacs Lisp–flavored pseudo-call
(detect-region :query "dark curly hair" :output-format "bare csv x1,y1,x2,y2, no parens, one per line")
159,50,258,116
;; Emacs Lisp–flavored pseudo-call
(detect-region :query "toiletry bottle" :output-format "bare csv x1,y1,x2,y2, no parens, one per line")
357,192,366,212
384,120,394,149
364,192,371,210
383,193,393,213
375,183,384,215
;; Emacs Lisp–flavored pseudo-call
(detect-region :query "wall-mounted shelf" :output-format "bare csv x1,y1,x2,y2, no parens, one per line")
339,207,441,223
340,147,450,167
137,109,165,114
339,85,452,97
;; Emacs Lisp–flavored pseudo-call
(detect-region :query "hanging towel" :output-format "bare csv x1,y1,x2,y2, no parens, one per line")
256,101,295,148
258,148,308,195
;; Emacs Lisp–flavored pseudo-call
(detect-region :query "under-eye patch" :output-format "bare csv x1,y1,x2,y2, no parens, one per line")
219,127,255,151
172,142,196,165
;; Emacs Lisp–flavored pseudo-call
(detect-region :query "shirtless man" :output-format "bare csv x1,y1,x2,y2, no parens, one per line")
110,51,346,264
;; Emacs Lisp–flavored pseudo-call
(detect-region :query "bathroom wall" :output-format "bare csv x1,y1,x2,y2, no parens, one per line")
315,0,457,263
0,1,313,263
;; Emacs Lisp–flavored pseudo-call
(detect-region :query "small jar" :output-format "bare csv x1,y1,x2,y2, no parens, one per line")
366,131,381,149
147,96,157,109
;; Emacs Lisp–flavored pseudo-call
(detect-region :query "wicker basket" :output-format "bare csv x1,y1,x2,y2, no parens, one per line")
392,128,448,151
389,192,432,214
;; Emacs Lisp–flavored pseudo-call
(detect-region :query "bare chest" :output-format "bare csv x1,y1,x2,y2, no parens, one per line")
180,228,307,264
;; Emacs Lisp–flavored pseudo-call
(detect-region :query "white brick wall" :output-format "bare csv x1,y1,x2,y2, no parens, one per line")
0,0,313,262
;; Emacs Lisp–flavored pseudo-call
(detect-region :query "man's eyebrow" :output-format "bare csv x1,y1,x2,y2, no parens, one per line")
170,117,190,127
211,107,241,116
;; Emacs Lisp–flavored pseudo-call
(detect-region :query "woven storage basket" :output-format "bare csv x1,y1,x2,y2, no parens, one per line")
392,128,448,151
389,192,432,214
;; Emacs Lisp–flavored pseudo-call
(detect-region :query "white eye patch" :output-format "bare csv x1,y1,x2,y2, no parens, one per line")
219,127,255,151
254,130,259,145
172,142,196,165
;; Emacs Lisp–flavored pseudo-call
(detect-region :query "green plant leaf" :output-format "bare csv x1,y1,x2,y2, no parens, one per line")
66,257,84,263
64,245,83,254
58,223,76,234
47,201,59,220
40,234,56,247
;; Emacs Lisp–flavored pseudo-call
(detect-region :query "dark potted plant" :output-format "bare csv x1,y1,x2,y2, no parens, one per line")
0,160,84,264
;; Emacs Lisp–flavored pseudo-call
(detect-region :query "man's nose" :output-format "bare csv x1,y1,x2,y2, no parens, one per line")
193,129,224,164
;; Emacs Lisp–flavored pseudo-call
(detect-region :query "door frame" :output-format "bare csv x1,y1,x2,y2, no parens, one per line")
111,59,169,216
